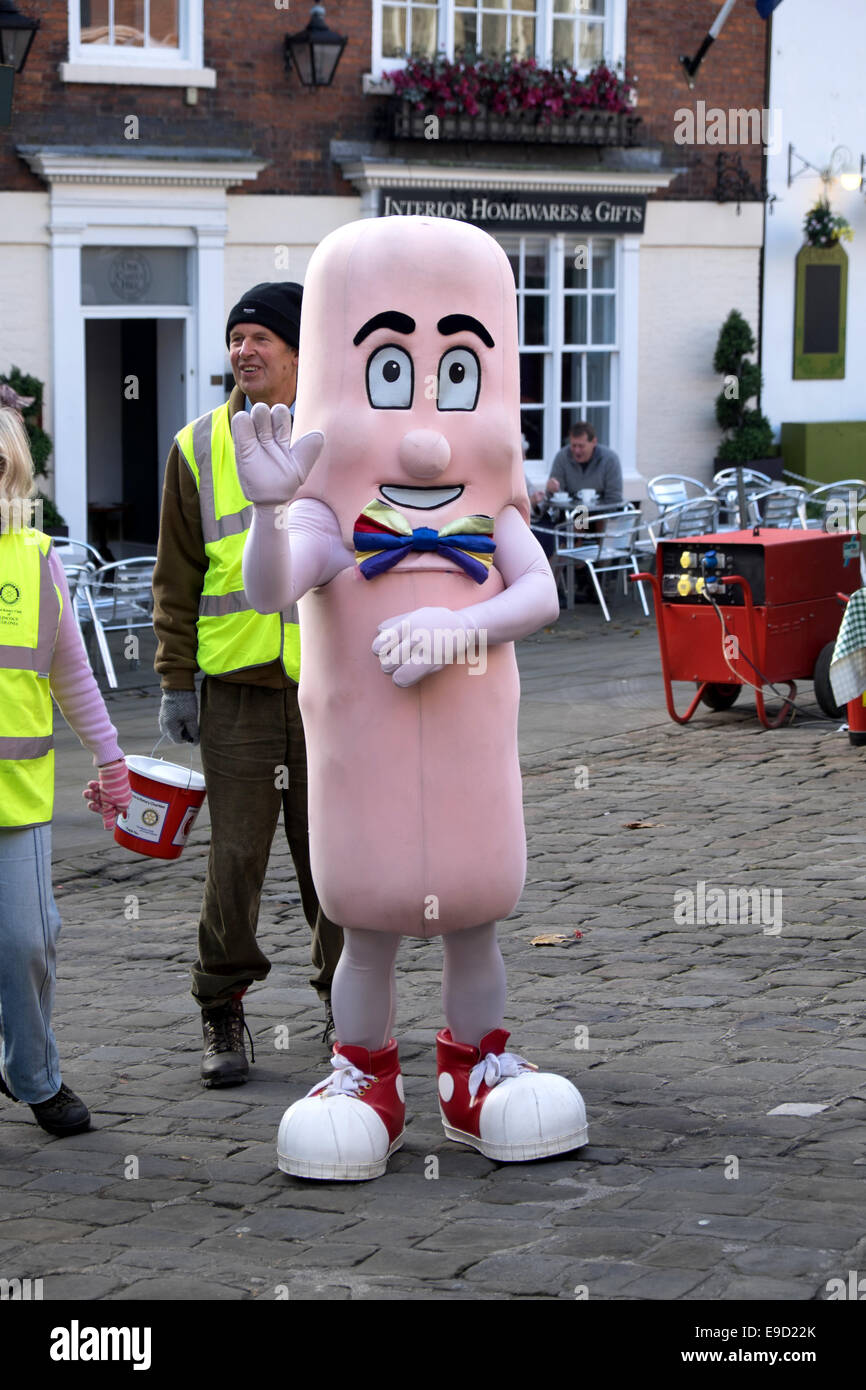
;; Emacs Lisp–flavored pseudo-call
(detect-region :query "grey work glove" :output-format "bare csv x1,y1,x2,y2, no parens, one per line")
159,690,200,746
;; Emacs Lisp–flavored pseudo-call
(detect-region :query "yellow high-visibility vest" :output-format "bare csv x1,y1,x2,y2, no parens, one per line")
175,401,301,682
0,528,62,828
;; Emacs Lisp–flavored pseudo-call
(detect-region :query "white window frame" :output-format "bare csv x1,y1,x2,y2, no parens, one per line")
372,0,626,81
497,231,621,473
61,0,216,87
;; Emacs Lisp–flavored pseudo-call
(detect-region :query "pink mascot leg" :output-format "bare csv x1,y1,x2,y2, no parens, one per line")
277,929,405,1181
437,923,588,1162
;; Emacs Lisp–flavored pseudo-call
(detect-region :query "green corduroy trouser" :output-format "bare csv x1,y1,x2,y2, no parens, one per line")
190,676,343,1008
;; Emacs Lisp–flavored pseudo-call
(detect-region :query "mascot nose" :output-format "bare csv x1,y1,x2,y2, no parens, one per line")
398,430,451,480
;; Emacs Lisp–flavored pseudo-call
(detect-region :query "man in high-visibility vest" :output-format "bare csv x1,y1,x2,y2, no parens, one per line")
152,282,342,1088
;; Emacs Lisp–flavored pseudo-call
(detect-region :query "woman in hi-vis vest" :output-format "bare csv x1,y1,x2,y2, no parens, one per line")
0,408,131,1136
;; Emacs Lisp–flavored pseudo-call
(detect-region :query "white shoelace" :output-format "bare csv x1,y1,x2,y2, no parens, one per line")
468,1050,536,1099
306,1052,374,1099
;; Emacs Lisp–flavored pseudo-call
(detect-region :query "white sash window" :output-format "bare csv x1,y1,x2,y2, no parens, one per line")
63,0,214,84
374,0,625,78
500,233,619,469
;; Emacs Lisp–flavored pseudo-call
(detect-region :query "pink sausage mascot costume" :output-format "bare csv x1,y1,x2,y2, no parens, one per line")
236,215,588,1180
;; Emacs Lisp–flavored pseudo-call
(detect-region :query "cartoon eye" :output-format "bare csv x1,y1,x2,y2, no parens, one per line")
366,344,413,409
437,348,480,411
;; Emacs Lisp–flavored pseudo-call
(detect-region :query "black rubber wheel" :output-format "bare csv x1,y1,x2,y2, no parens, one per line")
698,682,742,711
813,641,845,719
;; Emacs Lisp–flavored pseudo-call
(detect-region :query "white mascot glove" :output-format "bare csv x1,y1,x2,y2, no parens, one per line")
372,607,485,688
231,402,324,507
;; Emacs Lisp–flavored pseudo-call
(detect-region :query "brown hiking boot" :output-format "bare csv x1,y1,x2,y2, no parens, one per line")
200,998,252,1088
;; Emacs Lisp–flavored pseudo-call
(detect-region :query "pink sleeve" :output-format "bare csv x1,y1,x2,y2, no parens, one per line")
459,505,560,642
242,496,354,613
47,551,125,767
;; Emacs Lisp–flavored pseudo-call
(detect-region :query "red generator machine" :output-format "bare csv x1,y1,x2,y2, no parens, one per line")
634,528,862,728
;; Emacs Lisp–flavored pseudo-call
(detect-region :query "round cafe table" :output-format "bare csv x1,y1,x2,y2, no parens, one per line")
531,492,604,544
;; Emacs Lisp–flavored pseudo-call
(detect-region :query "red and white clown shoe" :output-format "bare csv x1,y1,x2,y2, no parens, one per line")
277,1039,405,1181
436,1028,588,1162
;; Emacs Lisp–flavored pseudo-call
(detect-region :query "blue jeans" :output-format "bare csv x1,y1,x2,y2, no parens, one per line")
0,824,63,1105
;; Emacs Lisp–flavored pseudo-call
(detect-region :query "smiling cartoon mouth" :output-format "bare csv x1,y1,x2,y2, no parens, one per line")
379,485,464,510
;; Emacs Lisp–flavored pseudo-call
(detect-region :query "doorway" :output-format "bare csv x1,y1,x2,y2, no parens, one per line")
85,317,186,559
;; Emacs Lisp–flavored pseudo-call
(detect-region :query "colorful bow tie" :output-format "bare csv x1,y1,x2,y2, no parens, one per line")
353,499,496,583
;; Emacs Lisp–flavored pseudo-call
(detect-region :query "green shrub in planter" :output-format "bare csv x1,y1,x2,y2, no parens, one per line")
0,365,64,528
712,310,774,464
35,491,65,530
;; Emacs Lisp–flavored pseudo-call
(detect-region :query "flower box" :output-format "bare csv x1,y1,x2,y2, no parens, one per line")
389,99,642,147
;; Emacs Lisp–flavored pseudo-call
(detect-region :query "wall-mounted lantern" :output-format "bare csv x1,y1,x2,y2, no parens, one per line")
0,0,40,127
0,0,39,71
284,4,347,89
788,144,863,191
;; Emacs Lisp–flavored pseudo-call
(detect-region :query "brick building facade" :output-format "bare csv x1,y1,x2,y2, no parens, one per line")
0,1,772,544
1,0,768,198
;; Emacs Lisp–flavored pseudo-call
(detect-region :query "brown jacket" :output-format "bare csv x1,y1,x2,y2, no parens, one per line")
152,385,290,692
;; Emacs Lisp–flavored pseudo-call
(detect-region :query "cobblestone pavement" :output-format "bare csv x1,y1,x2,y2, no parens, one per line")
1,603,864,1304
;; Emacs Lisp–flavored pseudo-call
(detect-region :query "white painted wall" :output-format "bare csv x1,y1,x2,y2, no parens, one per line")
636,201,763,491
223,195,361,381
763,0,866,430
0,193,52,468
225,198,360,304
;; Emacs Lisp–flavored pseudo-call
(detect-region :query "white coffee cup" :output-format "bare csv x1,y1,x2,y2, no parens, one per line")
578,488,598,506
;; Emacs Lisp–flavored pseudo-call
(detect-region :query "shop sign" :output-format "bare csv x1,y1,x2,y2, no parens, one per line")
381,189,646,233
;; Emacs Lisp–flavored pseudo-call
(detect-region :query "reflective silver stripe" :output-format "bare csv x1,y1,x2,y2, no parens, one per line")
192,412,218,542
211,504,254,541
199,590,253,618
192,412,214,502
192,409,253,544
0,645,43,670
37,543,61,671
188,406,299,629
0,734,54,758
199,591,298,624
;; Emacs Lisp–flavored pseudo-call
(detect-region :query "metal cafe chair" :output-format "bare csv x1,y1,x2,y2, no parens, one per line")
647,496,722,546
712,467,773,490
749,485,809,528
59,561,98,634
802,480,866,584
51,536,107,568
711,468,773,527
802,479,866,530
555,505,651,621
647,474,714,519
76,557,157,688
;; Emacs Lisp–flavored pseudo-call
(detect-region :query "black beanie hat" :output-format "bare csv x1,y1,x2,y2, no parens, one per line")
225,282,303,350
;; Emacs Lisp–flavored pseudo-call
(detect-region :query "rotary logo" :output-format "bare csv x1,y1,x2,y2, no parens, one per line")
141,808,160,828
0,582,21,605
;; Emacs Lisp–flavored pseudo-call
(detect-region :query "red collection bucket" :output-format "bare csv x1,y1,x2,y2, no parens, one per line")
114,755,207,860
847,693,866,747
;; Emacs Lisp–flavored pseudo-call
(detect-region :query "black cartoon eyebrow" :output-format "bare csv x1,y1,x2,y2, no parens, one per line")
437,314,495,348
353,311,416,345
